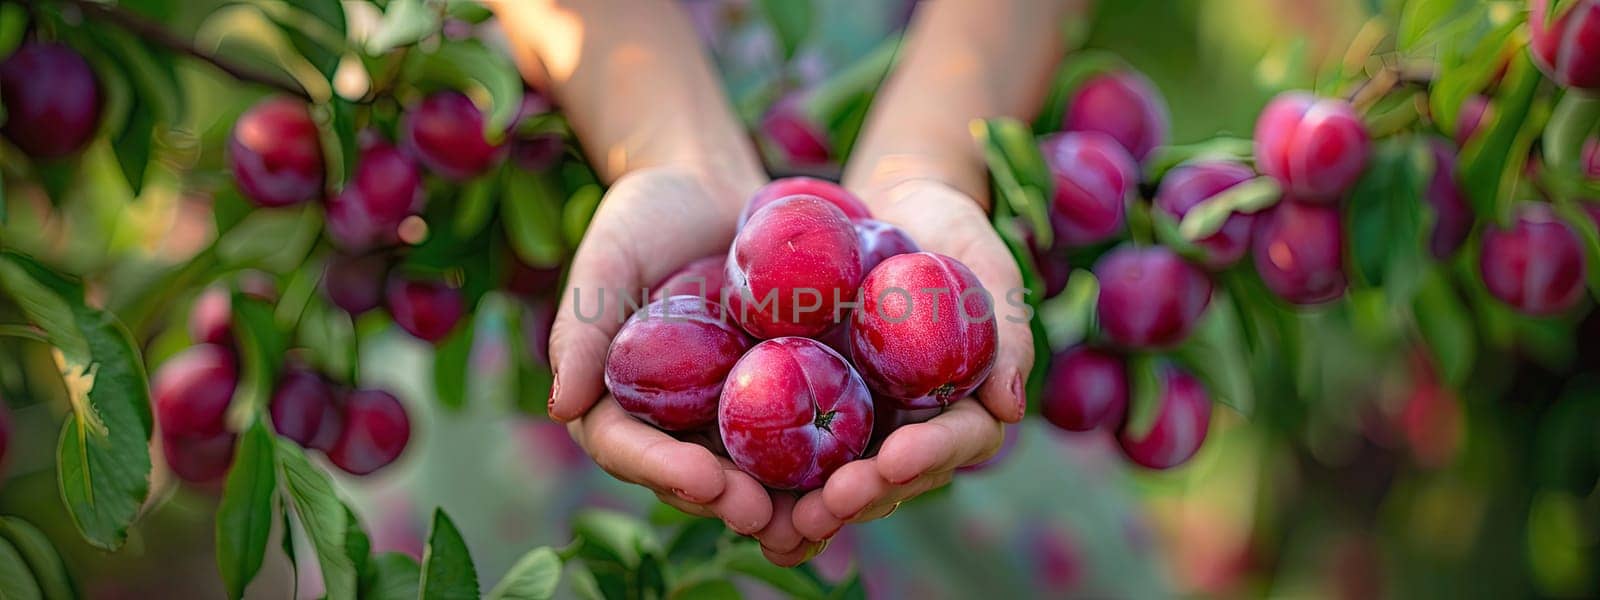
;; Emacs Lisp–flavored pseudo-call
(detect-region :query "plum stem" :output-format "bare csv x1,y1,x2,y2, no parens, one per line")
813,409,838,431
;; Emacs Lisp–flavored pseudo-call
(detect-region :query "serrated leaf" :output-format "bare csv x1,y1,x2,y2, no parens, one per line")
488,547,562,600
277,440,356,600
1177,177,1281,240
0,537,43,600
361,553,421,600
503,169,568,268
420,510,480,600
0,517,75,600
366,0,439,55
434,316,473,411
217,422,278,599
3,253,155,551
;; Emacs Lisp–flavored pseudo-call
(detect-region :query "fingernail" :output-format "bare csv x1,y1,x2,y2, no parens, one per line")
1009,372,1026,417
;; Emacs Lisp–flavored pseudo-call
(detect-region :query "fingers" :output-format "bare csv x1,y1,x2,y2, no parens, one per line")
819,460,890,522
548,224,639,421
875,399,1005,485
954,225,1033,424
569,399,727,503
755,493,806,553
710,462,773,535
792,491,842,541
762,541,824,567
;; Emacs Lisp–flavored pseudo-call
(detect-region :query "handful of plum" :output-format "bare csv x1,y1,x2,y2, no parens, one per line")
603,178,998,490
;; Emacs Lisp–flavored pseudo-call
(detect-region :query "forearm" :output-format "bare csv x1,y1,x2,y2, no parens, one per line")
844,0,1086,205
491,0,764,203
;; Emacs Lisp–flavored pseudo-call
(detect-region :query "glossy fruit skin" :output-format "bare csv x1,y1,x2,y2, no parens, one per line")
323,253,390,315
1040,132,1138,247
324,140,425,251
1041,346,1128,432
0,42,101,159
1424,139,1475,259
1153,160,1258,268
1117,364,1211,470
1252,200,1348,305
651,255,729,303
1093,246,1212,349
1254,92,1371,200
760,97,831,166
740,177,871,228
385,276,465,343
399,91,507,180
190,287,234,346
327,389,411,476
269,366,341,451
1530,0,1600,91
727,195,864,339
855,219,919,273
152,344,239,438
1062,70,1170,163
719,337,874,490
850,252,998,409
163,432,237,483
228,97,325,207
1454,95,1491,146
604,296,753,431
1479,203,1587,316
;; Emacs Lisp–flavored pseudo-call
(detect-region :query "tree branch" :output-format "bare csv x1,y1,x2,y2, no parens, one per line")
46,0,313,101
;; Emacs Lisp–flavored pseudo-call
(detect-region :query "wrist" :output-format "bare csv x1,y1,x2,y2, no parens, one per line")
845,150,991,212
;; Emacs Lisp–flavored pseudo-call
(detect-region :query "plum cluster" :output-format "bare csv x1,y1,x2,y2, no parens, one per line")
604,178,997,490
153,282,411,483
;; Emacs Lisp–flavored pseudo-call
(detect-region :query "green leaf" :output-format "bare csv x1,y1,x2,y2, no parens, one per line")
0,258,90,362
720,543,825,599
407,40,525,136
280,504,299,592
361,553,422,600
4,256,159,552
1413,268,1475,387
216,205,323,271
110,101,155,196
260,0,349,80
1428,14,1515,138
0,517,75,600
277,440,357,600
320,98,360,189
1145,137,1256,182
565,562,604,600
344,506,371,577
561,184,602,249
232,293,289,415
434,317,474,411
670,579,740,600
503,169,568,268
1347,137,1430,307
366,0,440,55
0,537,43,600
1460,52,1541,224
487,547,562,600
571,510,660,569
1172,292,1255,416
1543,93,1600,174
754,0,813,59
1177,177,1281,241
217,422,279,599
454,175,499,238
420,510,481,600
1123,354,1164,440
975,118,1053,249
1398,0,1472,50
92,27,183,125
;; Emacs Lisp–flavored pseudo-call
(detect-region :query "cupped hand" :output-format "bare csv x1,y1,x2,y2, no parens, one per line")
547,165,773,536
769,178,1035,560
